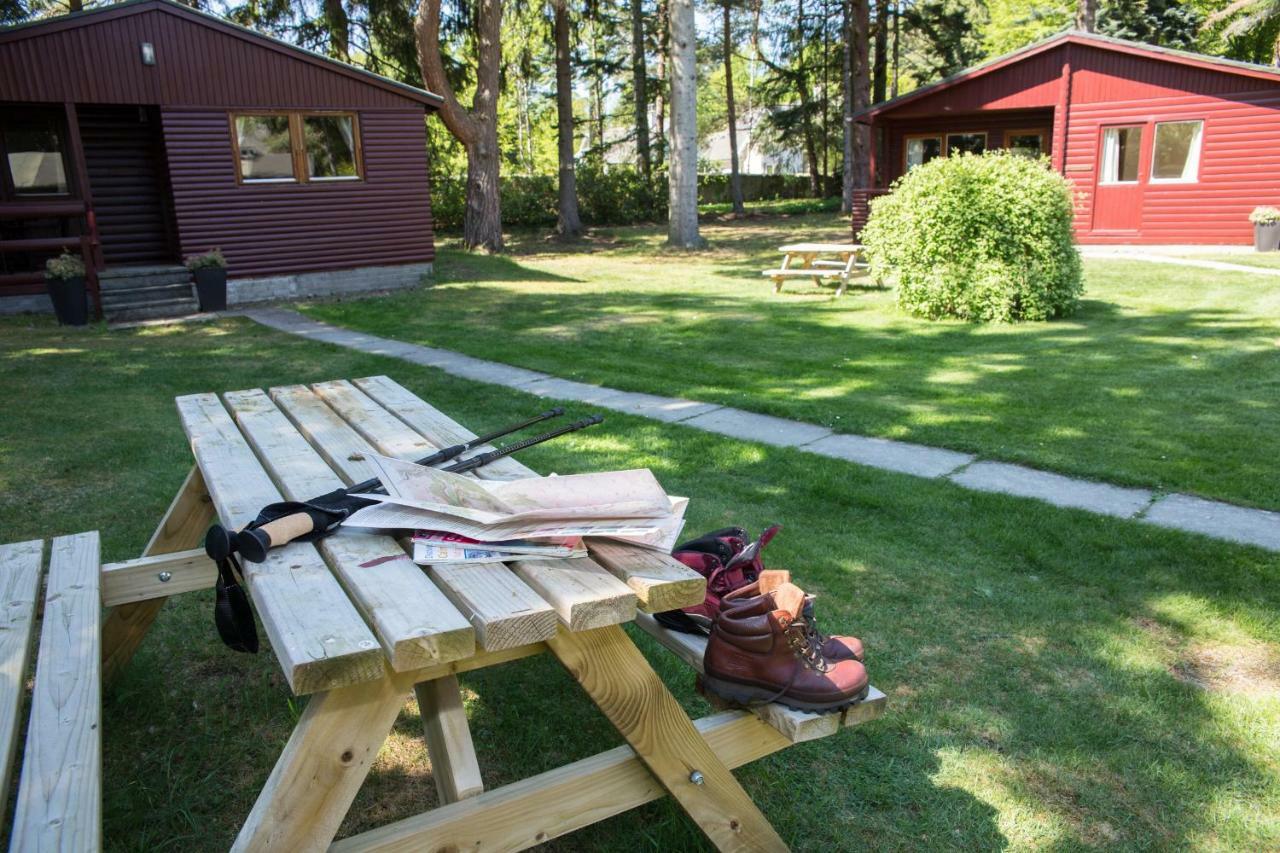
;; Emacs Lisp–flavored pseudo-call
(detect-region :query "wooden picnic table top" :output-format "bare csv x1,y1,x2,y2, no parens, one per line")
778,242,863,253
175,376,707,697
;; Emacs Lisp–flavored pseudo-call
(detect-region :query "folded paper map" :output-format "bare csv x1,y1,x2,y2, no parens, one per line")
342,453,687,552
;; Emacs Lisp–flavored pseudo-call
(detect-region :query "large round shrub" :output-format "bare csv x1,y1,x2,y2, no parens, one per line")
862,151,1083,322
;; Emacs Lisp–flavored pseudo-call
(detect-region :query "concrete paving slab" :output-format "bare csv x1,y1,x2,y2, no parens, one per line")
1142,494,1280,551
804,433,973,478
593,391,723,423
437,357,552,388
949,461,1152,518
682,407,832,447
520,377,631,404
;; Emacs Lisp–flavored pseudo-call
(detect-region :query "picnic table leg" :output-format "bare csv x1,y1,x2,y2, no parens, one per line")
547,625,789,852
836,252,855,297
773,252,793,294
102,465,213,685
803,253,822,288
414,674,484,803
232,670,409,853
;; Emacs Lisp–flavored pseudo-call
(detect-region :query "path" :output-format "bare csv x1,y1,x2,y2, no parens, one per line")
246,307,1280,553
1079,245,1280,276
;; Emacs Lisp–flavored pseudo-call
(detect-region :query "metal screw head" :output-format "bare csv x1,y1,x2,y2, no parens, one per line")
158,571,172,583
689,770,705,786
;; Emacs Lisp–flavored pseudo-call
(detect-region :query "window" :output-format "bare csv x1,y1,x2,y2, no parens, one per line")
303,115,358,180
231,112,362,183
1151,120,1202,182
1007,131,1045,159
1101,126,1142,183
905,136,942,170
1,110,69,196
947,133,986,156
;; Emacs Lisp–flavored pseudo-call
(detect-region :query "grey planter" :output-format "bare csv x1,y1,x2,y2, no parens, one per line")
46,276,88,326
193,267,228,311
1254,221,1280,252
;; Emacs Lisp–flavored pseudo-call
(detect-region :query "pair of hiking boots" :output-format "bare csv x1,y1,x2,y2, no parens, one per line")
661,526,870,713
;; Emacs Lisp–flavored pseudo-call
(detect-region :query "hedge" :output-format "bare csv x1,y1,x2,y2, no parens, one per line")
429,166,828,230
861,152,1084,323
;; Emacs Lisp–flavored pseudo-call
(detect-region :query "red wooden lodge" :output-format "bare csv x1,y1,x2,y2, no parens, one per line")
853,30,1280,245
0,0,441,318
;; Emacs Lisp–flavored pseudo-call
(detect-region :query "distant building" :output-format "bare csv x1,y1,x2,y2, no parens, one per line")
0,0,441,316
700,109,806,175
854,29,1280,244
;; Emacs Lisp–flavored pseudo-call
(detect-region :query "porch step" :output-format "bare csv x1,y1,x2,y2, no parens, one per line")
105,296,200,323
98,265,191,291
100,282,196,309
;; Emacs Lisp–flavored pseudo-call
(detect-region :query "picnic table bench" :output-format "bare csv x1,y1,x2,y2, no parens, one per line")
763,242,870,296
1,375,884,851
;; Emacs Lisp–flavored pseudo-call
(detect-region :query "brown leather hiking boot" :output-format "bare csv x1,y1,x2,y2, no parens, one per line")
722,572,865,662
703,582,869,712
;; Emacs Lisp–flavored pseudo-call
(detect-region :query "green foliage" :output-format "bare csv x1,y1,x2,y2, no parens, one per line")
184,248,228,271
862,152,1083,322
43,251,84,280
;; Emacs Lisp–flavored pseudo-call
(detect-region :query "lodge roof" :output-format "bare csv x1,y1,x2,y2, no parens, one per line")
858,29,1280,121
0,0,443,109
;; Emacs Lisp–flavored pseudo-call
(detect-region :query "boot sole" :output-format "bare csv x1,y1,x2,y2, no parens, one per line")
700,674,870,714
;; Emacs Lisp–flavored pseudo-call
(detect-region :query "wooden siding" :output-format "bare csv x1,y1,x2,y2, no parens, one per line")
163,108,434,277
1065,88,1280,244
881,49,1064,117
0,4,424,110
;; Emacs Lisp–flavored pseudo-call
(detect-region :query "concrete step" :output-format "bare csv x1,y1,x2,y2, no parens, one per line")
105,297,199,323
101,282,196,308
98,263,189,290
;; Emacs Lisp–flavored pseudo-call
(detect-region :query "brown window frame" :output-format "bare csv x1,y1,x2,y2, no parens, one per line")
229,110,364,185
902,133,943,172
944,131,988,157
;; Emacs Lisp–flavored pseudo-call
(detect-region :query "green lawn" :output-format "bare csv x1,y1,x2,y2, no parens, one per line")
1189,252,1280,270
304,213,1280,510
1,315,1278,850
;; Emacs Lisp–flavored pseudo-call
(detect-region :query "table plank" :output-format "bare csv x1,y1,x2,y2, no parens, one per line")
270,384,381,484
10,532,101,853
778,242,862,252
354,375,704,617
353,375,530,481
175,393,383,694
223,389,475,672
0,539,42,806
311,381,557,651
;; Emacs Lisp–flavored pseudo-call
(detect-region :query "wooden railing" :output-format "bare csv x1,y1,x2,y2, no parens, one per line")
0,201,103,318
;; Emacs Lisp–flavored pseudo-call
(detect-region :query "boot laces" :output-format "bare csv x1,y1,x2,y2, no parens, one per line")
784,621,829,673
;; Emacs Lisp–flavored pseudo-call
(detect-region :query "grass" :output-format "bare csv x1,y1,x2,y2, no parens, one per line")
1189,252,1280,270
301,212,1280,511
2,314,1279,851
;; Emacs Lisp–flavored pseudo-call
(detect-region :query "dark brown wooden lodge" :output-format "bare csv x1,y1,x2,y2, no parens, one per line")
0,0,442,316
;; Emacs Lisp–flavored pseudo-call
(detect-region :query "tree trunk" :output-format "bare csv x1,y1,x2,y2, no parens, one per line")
415,0,504,251
630,0,652,177
852,0,870,188
667,0,703,247
842,0,854,212
325,0,349,61
796,0,820,196
553,0,583,237
655,0,669,169
891,0,899,97
871,0,887,103
723,0,745,215
1075,0,1096,32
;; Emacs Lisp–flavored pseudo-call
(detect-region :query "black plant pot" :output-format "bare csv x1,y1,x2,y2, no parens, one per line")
46,276,88,326
1255,222,1280,252
193,267,228,311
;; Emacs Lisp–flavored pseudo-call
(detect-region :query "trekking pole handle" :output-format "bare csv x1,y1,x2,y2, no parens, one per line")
445,415,604,474
235,513,319,563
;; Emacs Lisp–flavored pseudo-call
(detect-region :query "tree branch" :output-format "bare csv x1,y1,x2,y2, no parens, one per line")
415,0,479,145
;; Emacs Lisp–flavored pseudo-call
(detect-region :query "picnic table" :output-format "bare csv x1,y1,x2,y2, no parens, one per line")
763,242,870,296
3,375,884,851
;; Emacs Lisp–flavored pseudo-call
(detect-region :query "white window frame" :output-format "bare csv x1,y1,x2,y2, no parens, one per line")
1149,120,1203,184
1100,126,1143,185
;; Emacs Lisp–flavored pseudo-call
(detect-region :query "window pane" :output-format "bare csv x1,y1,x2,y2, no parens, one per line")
1152,121,1202,181
304,115,357,179
948,133,986,156
1102,126,1142,183
5,116,68,195
906,137,941,170
1008,133,1042,158
236,115,295,180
